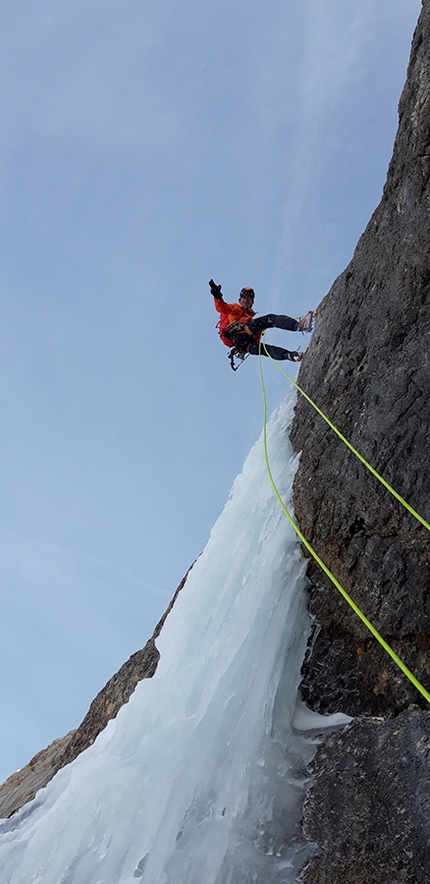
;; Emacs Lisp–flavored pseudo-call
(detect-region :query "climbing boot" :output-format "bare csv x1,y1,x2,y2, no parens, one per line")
297,311,315,334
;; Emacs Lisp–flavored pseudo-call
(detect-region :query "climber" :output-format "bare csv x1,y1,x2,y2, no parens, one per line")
209,279,314,367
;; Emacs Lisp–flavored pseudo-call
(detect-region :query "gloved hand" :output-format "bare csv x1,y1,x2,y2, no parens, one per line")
209,279,223,299
289,351,303,363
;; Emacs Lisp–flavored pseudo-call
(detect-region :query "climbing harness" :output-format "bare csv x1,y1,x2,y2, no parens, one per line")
258,337,430,705
216,317,255,354
226,321,254,338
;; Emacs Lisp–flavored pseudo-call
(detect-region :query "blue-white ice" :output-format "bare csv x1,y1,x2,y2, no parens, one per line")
0,391,348,883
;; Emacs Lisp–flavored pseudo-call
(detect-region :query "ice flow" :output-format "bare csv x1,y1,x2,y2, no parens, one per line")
0,391,323,883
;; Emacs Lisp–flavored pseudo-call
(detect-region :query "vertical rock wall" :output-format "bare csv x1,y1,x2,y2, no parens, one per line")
291,3,430,880
292,0,430,717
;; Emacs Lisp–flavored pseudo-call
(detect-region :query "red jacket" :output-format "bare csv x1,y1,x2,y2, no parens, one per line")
214,298,257,346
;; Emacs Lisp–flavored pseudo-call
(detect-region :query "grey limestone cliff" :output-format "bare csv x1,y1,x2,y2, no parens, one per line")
291,2,430,881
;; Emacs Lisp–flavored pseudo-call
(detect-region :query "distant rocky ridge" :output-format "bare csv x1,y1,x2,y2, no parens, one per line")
290,2,430,880
0,566,192,819
0,5,429,883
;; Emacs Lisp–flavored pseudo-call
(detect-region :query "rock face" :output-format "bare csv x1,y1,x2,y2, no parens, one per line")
302,711,430,884
290,3,430,880
0,566,192,820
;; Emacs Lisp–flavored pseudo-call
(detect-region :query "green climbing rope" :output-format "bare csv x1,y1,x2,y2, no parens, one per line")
258,342,430,705
262,340,430,533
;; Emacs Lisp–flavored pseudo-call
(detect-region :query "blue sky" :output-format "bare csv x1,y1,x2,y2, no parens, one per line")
0,0,421,782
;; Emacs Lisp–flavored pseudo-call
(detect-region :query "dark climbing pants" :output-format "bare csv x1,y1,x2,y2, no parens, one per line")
246,314,298,334
229,313,299,361
246,341,297,360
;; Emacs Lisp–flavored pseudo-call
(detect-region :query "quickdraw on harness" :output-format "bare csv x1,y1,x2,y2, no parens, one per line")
216,319,256,371
227,347,250,371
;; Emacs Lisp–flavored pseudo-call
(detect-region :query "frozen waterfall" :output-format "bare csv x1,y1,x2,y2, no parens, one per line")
0,390,348,883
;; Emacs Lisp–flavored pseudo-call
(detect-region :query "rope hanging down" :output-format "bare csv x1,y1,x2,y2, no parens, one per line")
258,340,430,705
262,340,430,533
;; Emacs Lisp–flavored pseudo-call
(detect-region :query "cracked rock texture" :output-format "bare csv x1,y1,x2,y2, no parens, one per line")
302,711,430,884
291,3,430,881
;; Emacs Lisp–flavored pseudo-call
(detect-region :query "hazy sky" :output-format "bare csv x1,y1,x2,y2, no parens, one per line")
0,0,421,782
